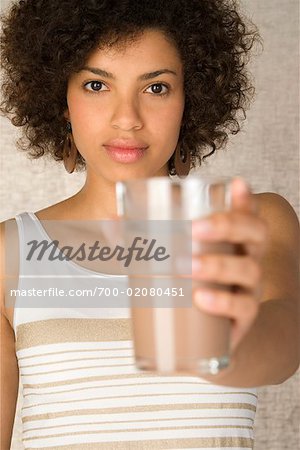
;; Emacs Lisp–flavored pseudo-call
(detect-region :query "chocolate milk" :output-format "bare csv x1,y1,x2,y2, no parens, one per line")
131,302,230,374
130,242,235,375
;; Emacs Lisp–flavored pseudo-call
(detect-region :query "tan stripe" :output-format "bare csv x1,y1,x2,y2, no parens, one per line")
24,381,187,397
21,362,133,377
21,355,131,368
24,425,253,442
22,391,257,410
23,373,170,389
22,382,257,398
18,346,131,360
16,318,132,351
22,391,258,410
22,403,256,423
26,437,253,449
22,381,213,395
24,416,254,433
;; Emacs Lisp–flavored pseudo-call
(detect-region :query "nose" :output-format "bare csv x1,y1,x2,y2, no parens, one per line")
110,96,143,131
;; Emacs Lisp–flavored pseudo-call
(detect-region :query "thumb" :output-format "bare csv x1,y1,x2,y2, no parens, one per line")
230,177,257,213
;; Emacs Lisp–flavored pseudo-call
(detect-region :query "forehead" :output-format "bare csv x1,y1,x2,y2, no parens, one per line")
85,29,183,73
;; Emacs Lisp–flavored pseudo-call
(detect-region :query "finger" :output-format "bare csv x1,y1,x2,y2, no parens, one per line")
193,288,259,326
230,177,257,214
192,212,268,259
192,254,262,290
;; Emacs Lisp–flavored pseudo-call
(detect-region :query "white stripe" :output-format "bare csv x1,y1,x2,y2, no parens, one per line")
23,409,255,431
23,417,253,438
19,349,135,366
22,375,255,394
23,383,257,404
21,356,136,374
17,340,133,357
15,309,130,329
19,274,127,278
21,365,150,384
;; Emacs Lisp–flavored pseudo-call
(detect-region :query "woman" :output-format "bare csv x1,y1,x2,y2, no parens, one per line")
1,0,299,449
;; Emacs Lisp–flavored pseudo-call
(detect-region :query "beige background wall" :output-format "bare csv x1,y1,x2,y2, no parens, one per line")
1,0,299,449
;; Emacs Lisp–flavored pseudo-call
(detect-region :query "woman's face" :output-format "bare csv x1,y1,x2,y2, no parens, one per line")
65,29,185,182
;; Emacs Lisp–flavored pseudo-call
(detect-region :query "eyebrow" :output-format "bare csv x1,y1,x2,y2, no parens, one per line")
80,66,177,80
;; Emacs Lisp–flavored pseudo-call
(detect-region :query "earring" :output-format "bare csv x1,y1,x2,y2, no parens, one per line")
174,143,191,178
63,122,78,173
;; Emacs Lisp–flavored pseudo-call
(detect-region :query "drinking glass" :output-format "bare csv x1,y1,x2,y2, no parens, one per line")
116,176,234,375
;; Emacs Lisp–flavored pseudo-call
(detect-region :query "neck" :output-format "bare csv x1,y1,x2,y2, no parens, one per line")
74,173,119,220
65,166,170,220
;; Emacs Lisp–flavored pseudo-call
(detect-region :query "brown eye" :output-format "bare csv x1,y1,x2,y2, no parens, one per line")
152,84,163,93
90,81,102,91
146,83,169,95
84,81,108,92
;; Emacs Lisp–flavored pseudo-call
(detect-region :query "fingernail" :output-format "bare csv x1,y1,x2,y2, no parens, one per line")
192,257,202,273
192,220,213,236
234,177,250,195
194,290,216,308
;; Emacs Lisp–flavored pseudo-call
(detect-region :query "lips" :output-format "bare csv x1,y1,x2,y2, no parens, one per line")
103,139,148,163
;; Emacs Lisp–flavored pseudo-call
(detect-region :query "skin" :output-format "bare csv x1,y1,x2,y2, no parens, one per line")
64,29,185,217
1,28,299,448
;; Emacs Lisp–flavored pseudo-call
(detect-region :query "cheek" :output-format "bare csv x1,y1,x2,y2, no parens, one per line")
151,100,184,143
68,100,101,127
66,97,105,155
66,86,106,128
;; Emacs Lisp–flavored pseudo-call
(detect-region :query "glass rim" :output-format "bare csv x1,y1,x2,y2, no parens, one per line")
116,175,233,218
116,174,233,188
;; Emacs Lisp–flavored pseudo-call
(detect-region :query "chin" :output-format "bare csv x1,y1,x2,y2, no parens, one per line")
109,165,169,182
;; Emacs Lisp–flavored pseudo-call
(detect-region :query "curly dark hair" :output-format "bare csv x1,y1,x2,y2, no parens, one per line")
0,0,260,173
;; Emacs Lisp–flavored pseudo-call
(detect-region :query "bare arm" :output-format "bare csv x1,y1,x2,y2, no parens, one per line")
222,193,299,386
0,222,19,449
193,188,300,387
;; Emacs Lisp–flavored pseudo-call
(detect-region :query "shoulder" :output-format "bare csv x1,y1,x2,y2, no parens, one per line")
255,191,298,216
0,218,18,263
0,218,19,248
255,192,299,246
0,219,18,322
35,196,81,220
254,192,299,304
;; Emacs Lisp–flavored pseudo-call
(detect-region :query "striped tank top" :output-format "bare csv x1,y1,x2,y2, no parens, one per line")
13,212,257,449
